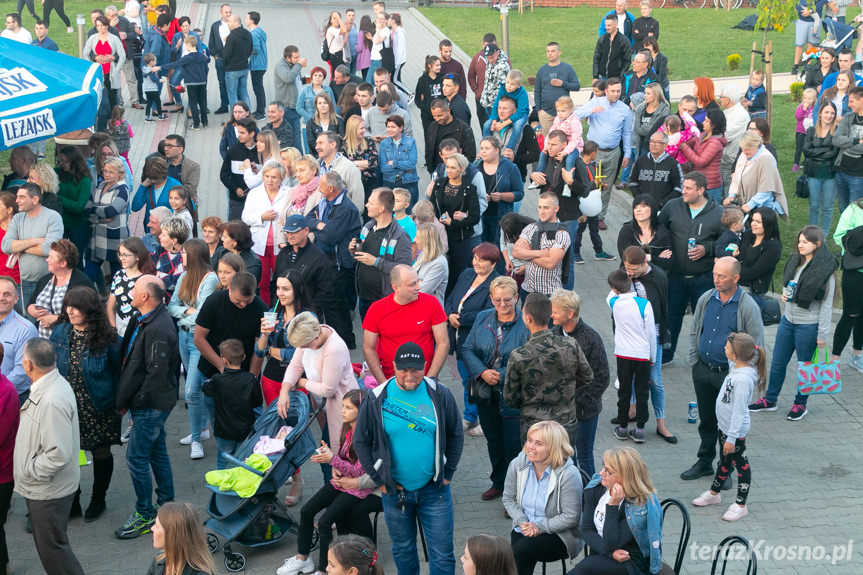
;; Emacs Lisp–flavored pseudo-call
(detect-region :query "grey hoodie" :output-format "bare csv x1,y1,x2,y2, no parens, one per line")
502,452,584,559
716,364,756,441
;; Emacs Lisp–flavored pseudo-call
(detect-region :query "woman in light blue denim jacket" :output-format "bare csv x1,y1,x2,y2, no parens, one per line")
379,115,420,205
571,446,662,575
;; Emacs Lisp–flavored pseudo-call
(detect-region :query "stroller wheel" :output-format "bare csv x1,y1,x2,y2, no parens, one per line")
225,551,246,572
311,527,320,552
206,533,219,554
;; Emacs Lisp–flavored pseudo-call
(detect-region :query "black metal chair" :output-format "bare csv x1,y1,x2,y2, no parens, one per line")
540,559,567,574
659,498,691,575
710,535,757,575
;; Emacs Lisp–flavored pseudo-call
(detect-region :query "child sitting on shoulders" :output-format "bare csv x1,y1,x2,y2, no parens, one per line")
202,339,262,469
660,114,700,164
536,95,583,176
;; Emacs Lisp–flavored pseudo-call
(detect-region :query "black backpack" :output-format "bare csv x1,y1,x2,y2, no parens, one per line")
320,37,330,62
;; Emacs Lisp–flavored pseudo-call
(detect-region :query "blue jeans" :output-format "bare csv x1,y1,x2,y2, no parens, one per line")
179,329,207,441
706,186,724,204
619,147,637,183
808,177,838,237
365,60,382,82
20,280,36,319
483,116,527,151
575,415,598,476
535,150,577,174
225,69,249,110
456,360,478,423
666,272,714,361
169,68,183,107
836,171,863,215
382,482,455,575
214,57,228,110
216,437,239,470
629,338,665,418
765,317,817,406
127,408,174,517
284,107,303,151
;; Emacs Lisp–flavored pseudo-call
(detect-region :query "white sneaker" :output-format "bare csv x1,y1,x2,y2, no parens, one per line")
180,429,211,445
276,555,316,575
120,423,133,443
850,354,863,373
692,490,722,507
190,442,205,459
722,503,748,521
527,182,539,190
467,424,484,436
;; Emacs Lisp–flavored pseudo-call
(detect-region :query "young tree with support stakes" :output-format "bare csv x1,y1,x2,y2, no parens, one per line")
753,0,799,127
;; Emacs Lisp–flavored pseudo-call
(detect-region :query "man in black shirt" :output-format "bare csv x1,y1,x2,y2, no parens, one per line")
264,101,294,149
442,74,471,126
629,132,683,209
194,272,266,381
271,214,335,321
219,117,258,220
424,99,476,175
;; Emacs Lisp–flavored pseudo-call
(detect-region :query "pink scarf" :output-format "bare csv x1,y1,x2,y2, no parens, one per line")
290,176,319,212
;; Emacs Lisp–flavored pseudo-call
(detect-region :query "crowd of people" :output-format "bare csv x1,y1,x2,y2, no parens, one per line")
2,0,862,573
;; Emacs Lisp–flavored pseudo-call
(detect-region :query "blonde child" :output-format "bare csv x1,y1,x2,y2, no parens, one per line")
392,188,417,260
537,96,582,174
692,332,765,522
660,114,700,164
168,185,195,236
794,88,818,172
742,69,767,119
715,207,744,258
110,105,134,165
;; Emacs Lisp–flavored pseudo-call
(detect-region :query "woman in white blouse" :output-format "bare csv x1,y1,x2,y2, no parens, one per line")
242,161,289,306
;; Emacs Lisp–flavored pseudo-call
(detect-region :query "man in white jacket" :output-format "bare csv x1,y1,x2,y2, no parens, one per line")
14,338,84,575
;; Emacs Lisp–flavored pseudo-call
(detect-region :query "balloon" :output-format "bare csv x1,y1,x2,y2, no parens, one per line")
579,188,602,217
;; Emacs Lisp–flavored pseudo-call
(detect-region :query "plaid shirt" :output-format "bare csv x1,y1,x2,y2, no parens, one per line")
520,222,571,296
153,247,184,300
85,181,129,264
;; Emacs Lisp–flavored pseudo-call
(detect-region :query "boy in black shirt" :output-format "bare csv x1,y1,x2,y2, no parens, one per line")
202,339,262,469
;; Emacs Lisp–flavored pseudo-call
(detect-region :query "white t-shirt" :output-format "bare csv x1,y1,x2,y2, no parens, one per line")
301,346,322,383
1,28,32,44
123,0,141,26
370,27,389,61
594,490,612,537
219,21,230,45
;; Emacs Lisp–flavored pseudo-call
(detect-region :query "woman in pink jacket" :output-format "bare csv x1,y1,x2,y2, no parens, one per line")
277,312,359,502
678,108,727,204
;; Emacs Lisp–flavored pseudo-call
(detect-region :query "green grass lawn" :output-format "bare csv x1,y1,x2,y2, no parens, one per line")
423,5,842,291
419,6,798,83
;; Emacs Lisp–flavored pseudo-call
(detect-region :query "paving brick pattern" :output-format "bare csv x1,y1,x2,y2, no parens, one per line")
7,3,861,574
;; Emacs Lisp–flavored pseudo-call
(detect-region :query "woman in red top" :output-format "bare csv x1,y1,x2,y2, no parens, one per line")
0,193,20,285
83,15,126,111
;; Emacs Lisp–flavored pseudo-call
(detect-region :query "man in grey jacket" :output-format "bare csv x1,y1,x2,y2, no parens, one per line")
681,256,763,484
1,183,63,313
833,86,863,214
14,338,84,575
273,45,307,151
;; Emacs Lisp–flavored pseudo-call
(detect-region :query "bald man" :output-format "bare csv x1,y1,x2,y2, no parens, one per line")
681,256,763,485
222,13,252,109
114,275,180,539
362,264,449,384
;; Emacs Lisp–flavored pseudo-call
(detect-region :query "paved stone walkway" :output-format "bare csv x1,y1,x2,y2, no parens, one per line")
7,3,862,574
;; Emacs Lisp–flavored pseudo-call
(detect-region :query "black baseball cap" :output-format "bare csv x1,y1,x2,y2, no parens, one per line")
393,342,425,371
483,43,499,57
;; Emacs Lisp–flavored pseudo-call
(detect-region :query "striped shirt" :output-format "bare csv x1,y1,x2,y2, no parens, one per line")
520,222,571,296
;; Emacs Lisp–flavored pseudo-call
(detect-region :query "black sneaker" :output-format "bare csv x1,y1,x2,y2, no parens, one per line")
680,461,714,480
214,107,228,115
629,428,645,443
595,251,616,261
613,426,630,440
748,398,777,412
786,404,808,421
115,511,155,539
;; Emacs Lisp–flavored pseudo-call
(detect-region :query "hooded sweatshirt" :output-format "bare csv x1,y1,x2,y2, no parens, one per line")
716,364,756,441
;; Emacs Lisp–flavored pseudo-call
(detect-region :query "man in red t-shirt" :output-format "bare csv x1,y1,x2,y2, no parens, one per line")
362,265,449,383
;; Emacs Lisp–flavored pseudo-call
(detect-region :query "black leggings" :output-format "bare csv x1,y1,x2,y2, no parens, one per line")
16,0,38,21
42,0,71,28
511,530,568,575
833,269,863,354
794,132,806,166
298,483,380,572
711,432,751,505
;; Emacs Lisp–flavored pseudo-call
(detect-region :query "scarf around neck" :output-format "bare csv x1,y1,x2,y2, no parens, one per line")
291,176,320,210
783,244,838,309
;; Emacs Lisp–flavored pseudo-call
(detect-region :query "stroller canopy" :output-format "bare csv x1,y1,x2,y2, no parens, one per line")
0,38,102,151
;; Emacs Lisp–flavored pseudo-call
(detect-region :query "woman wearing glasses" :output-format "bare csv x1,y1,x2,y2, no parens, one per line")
460,276,528,501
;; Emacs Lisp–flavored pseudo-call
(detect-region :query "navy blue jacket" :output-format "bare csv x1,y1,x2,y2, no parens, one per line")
445,269,498,355
51,323,122,412
354,377,464,492
159,51,209,85
144,27,170,70
306,189,362,270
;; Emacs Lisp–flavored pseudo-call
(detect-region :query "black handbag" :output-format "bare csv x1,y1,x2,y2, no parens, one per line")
795,174,810,199
842,228,863,271
320,36,331,62
760,296,781,326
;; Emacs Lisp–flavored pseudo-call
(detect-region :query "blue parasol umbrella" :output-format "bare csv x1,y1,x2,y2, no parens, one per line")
0,37,102,151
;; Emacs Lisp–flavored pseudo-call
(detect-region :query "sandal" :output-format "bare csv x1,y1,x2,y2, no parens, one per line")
284,474,304,506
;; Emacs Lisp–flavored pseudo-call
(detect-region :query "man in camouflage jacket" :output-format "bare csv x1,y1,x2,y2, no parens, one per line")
504,293,593,448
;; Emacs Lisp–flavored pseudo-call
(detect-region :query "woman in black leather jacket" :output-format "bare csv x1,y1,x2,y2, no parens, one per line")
736,207,782,306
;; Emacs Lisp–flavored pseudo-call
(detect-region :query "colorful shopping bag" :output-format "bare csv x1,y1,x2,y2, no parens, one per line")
797,348,841,395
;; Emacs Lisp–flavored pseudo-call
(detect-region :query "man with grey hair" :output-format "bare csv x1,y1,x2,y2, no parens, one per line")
718,82,751,190
315,132,364,210
622,51,657,105
330,64,363,102
263,101,293,149
1,182,63,312
115,275,179,539
629,131,683,209
15,337,84,574
307,171,362,348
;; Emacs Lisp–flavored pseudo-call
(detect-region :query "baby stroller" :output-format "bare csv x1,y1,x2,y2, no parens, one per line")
204,392,325,571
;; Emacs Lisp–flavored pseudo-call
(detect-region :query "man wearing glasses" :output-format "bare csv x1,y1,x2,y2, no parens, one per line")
628,132,683,210
163,134,201,223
